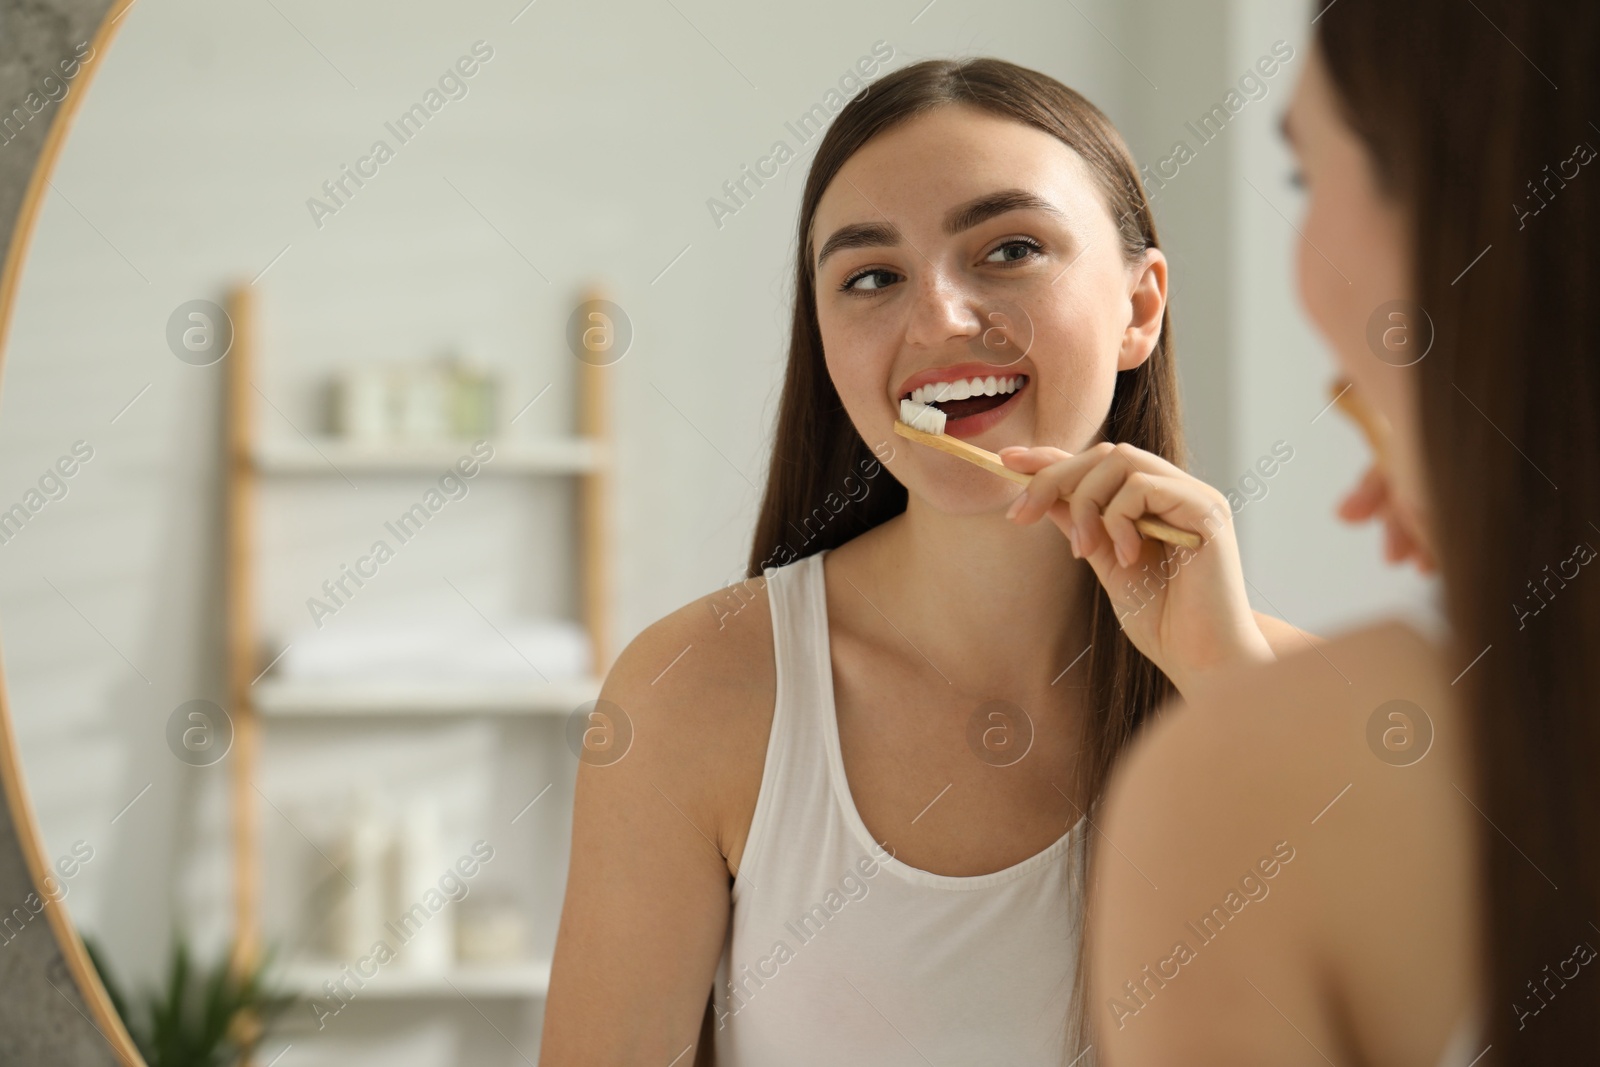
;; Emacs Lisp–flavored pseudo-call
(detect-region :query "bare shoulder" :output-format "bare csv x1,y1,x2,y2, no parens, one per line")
544,578,778,1059
594,573,777,869
1252,608,1319,653
603,573,776,716
1091,620,1480,1065
1113,618,1453,803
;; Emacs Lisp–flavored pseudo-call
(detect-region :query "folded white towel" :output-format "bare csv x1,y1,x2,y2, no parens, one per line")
276,618,592,683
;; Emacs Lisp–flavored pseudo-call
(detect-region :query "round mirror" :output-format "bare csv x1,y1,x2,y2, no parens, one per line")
0,2,1423,1064
0,0,633,1062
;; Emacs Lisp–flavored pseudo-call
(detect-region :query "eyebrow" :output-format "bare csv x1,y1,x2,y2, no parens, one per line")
943,189,1063,235
815,221,901,270
813,188,1064,269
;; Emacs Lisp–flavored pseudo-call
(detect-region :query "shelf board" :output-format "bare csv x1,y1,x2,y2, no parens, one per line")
254,436,605,474
278,959,551,998
254,677,601,716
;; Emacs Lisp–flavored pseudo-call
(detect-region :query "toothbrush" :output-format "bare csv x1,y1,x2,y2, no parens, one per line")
895,399,1203,550
1328,377,1388,467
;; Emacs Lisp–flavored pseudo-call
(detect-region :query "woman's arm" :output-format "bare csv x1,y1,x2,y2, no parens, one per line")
540,589,775,1065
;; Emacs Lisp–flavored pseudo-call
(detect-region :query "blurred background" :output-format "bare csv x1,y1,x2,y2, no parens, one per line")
0,0,1431,1063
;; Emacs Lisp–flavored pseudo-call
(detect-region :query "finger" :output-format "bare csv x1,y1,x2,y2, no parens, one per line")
997,445,1076,476
1336,465,1387,522
1007,443,1117,525
1383,513,1407,563
1004,436,1188,497
1339,465,1437,572
1391,510,1418,560
1050,445,1127,556
1104,441,1190,482
1337,480,1382,522
1050,439,1191,483
1071,444,1223,559
1101,472,1231,569
1385,508,1437,573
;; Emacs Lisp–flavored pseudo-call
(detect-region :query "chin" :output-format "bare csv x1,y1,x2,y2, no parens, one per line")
901,462,1017,519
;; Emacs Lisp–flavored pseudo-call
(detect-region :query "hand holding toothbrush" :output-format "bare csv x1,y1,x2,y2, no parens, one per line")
995,440,1277,702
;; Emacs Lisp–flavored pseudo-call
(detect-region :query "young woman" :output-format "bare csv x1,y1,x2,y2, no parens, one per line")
1083,1,1600,1064
540,58,1301,1066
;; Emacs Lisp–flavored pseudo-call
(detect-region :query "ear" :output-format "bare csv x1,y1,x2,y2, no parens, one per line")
1117,248,1168,372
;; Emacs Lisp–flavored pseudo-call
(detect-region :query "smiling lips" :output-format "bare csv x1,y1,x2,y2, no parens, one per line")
897,363,1030,436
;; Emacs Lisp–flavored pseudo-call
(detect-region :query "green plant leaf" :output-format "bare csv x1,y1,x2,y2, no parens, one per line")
79,935,299,1067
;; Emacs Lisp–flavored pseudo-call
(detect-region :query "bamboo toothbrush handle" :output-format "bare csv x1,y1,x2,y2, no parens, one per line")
1329,377,1389,468
893,421,1203,550
1128,515,1201,551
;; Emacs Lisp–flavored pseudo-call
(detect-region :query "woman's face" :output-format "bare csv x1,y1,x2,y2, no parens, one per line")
811,104,1167,515
1284,45,1433,560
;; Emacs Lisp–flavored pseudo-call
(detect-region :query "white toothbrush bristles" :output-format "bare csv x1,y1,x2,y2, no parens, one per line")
899,398,947,435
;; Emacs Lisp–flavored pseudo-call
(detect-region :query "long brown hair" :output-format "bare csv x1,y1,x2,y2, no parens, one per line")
746,57,1184,1047
1319,2,1600,1060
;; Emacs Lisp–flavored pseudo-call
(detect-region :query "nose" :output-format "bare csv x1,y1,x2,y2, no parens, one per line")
902,266,981,349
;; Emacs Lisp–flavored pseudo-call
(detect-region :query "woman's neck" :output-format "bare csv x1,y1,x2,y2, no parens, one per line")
833,495,1091,699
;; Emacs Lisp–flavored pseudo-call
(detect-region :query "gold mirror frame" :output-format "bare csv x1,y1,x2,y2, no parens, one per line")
0,0,145,1061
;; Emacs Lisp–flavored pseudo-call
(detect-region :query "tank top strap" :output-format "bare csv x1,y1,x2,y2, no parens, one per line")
736,550,836,895
763,548,833,718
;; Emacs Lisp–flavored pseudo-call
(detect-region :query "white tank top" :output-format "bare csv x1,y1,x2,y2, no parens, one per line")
711,550,1087,1066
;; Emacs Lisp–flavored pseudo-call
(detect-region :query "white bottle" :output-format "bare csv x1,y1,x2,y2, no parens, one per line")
335,365,392,442
396,362,451,441
393,797,452,972
334,796,389,961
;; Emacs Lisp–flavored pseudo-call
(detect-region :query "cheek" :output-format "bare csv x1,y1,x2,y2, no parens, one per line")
1026,288,1125,447
818,307,891,415
1296,194,1368,383
1296,186,1408,426
1297,189,1433,538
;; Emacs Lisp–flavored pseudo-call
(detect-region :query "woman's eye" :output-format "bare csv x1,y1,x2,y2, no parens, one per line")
842,268,900,292
1288,169,1307,190
985,239,1041,264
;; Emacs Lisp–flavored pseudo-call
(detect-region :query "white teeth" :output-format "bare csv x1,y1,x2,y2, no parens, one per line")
903,374,1024,414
